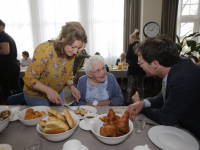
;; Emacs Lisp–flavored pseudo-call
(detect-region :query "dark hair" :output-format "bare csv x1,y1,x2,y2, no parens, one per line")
0,19,5,28
135,35,180,67
22,51,29,57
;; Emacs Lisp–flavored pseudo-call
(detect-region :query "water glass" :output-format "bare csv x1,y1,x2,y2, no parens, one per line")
133,115,146,136
24,139,42,150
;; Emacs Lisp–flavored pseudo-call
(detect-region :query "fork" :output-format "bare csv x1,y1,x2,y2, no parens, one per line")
77,101,80,110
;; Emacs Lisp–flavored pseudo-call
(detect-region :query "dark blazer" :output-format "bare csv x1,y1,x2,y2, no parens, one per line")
126,41,145,76
142,57,200,139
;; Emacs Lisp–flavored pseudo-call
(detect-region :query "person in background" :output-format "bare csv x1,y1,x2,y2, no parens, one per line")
23,22,87,106
126,29,146,105
72,55,123,106
94,52,109,72
21,51,32,67
73,48,90,85
116,52,128,90
127,36,200,140
0,19,22,101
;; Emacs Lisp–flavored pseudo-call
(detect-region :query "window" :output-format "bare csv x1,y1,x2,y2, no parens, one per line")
177,0,200,41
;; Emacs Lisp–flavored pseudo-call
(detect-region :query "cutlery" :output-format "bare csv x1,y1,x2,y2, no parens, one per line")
63,104,75,111
146,122,156,126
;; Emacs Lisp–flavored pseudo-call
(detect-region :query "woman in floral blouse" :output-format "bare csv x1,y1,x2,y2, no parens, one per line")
23,22,87,106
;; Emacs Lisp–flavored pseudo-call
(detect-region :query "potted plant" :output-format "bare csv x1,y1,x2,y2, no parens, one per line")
176,32,200,63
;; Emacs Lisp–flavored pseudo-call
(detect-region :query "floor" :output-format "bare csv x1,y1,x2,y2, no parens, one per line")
0,77,162,106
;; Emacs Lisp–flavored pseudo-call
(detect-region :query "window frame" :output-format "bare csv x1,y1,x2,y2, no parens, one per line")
177,0,200,42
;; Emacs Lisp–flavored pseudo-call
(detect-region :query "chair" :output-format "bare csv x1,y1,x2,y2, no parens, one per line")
7,92,27,105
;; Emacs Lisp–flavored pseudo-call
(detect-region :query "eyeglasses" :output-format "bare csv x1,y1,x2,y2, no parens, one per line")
137,61,144,66
91,66,106,74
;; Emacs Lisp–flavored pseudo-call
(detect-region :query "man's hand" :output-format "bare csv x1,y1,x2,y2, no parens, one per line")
45,88,64,105
70,86,81,102
126,101,146,120
131,91,140,103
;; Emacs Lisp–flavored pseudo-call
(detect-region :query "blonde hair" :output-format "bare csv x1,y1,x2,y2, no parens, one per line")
50,22,87,58
130,29,140,41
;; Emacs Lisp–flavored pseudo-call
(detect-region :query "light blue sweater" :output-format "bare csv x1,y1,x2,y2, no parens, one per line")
72,72,123,106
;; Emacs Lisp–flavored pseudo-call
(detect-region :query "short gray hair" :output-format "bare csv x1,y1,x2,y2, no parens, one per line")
121,52,126,57
84,55,105,73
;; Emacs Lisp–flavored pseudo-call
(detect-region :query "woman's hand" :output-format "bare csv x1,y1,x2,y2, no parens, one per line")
45,88,64,105
70,86,81,102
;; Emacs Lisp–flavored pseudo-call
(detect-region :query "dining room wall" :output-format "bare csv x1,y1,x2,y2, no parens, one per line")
140,0,163,42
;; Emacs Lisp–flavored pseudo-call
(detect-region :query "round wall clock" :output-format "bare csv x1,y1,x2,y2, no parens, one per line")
143,22,160,37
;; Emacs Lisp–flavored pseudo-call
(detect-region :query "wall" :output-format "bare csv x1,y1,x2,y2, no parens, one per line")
140,0,163,41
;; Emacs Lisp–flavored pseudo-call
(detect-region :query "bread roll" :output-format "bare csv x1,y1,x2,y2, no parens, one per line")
47,109,66,121
24,113,34,120
25,108,34,115
63,109,74,129
39,111,46,117
43,120,69,134
38,120,47,128
48,116,70,130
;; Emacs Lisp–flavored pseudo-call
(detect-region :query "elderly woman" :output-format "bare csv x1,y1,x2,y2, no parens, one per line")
23,22,87,106
72,55,123,106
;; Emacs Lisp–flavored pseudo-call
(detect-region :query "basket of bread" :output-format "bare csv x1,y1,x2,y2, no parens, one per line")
17,106,50,126
89,109,133,145
36,108,79,142
122,61,129,69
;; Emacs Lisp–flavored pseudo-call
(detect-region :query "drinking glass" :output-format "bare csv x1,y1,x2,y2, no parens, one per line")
133,115,146,136
24,139,42,150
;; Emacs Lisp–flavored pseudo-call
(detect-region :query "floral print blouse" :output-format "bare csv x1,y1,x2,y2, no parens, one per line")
23,41,74,99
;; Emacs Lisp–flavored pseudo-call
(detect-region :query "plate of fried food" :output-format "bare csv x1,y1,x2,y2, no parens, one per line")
89,109,133,145
17,106,50,126
73,106,97,119
37,109,79,142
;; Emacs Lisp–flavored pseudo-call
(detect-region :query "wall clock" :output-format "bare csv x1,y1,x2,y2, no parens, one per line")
143,22,160,37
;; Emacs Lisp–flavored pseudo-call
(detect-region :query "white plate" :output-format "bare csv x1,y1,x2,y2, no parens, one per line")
0,144,12,150
62,145,88,150
69,106,97,119
79,120,90,131
148,126,199,150
10,107,20,122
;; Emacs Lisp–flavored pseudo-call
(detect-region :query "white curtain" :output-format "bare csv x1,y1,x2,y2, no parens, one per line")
0,0,124,65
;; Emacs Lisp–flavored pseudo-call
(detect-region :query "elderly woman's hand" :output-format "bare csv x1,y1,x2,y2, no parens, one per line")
97,100,110,106
70,86,81,102
45,88,64,105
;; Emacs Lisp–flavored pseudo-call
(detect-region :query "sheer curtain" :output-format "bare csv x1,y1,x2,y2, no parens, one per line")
0,0,124,65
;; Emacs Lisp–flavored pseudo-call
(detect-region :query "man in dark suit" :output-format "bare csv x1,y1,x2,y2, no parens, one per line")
127,36,200,140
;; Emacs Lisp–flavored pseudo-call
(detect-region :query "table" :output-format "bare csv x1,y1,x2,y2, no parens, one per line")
1,106,199,150
75,68,128,78
20,68,128,79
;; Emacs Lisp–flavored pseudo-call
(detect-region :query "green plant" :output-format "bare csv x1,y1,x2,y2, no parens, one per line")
176,32,200,63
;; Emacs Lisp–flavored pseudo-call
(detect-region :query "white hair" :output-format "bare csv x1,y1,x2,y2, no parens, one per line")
121,52,126,57
84,55,105,73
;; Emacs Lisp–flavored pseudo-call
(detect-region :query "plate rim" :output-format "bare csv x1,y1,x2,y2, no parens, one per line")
79,119,90,131
148,125,199,150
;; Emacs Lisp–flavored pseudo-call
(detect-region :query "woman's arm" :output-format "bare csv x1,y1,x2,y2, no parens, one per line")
66,79,81,102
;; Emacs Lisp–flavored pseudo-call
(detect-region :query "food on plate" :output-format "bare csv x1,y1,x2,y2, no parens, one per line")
99,109,129,137
38,109,74,134
24,108,46,120
74,107,91,116
0,110,11,122
122,61,128,66
47,109,66,121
